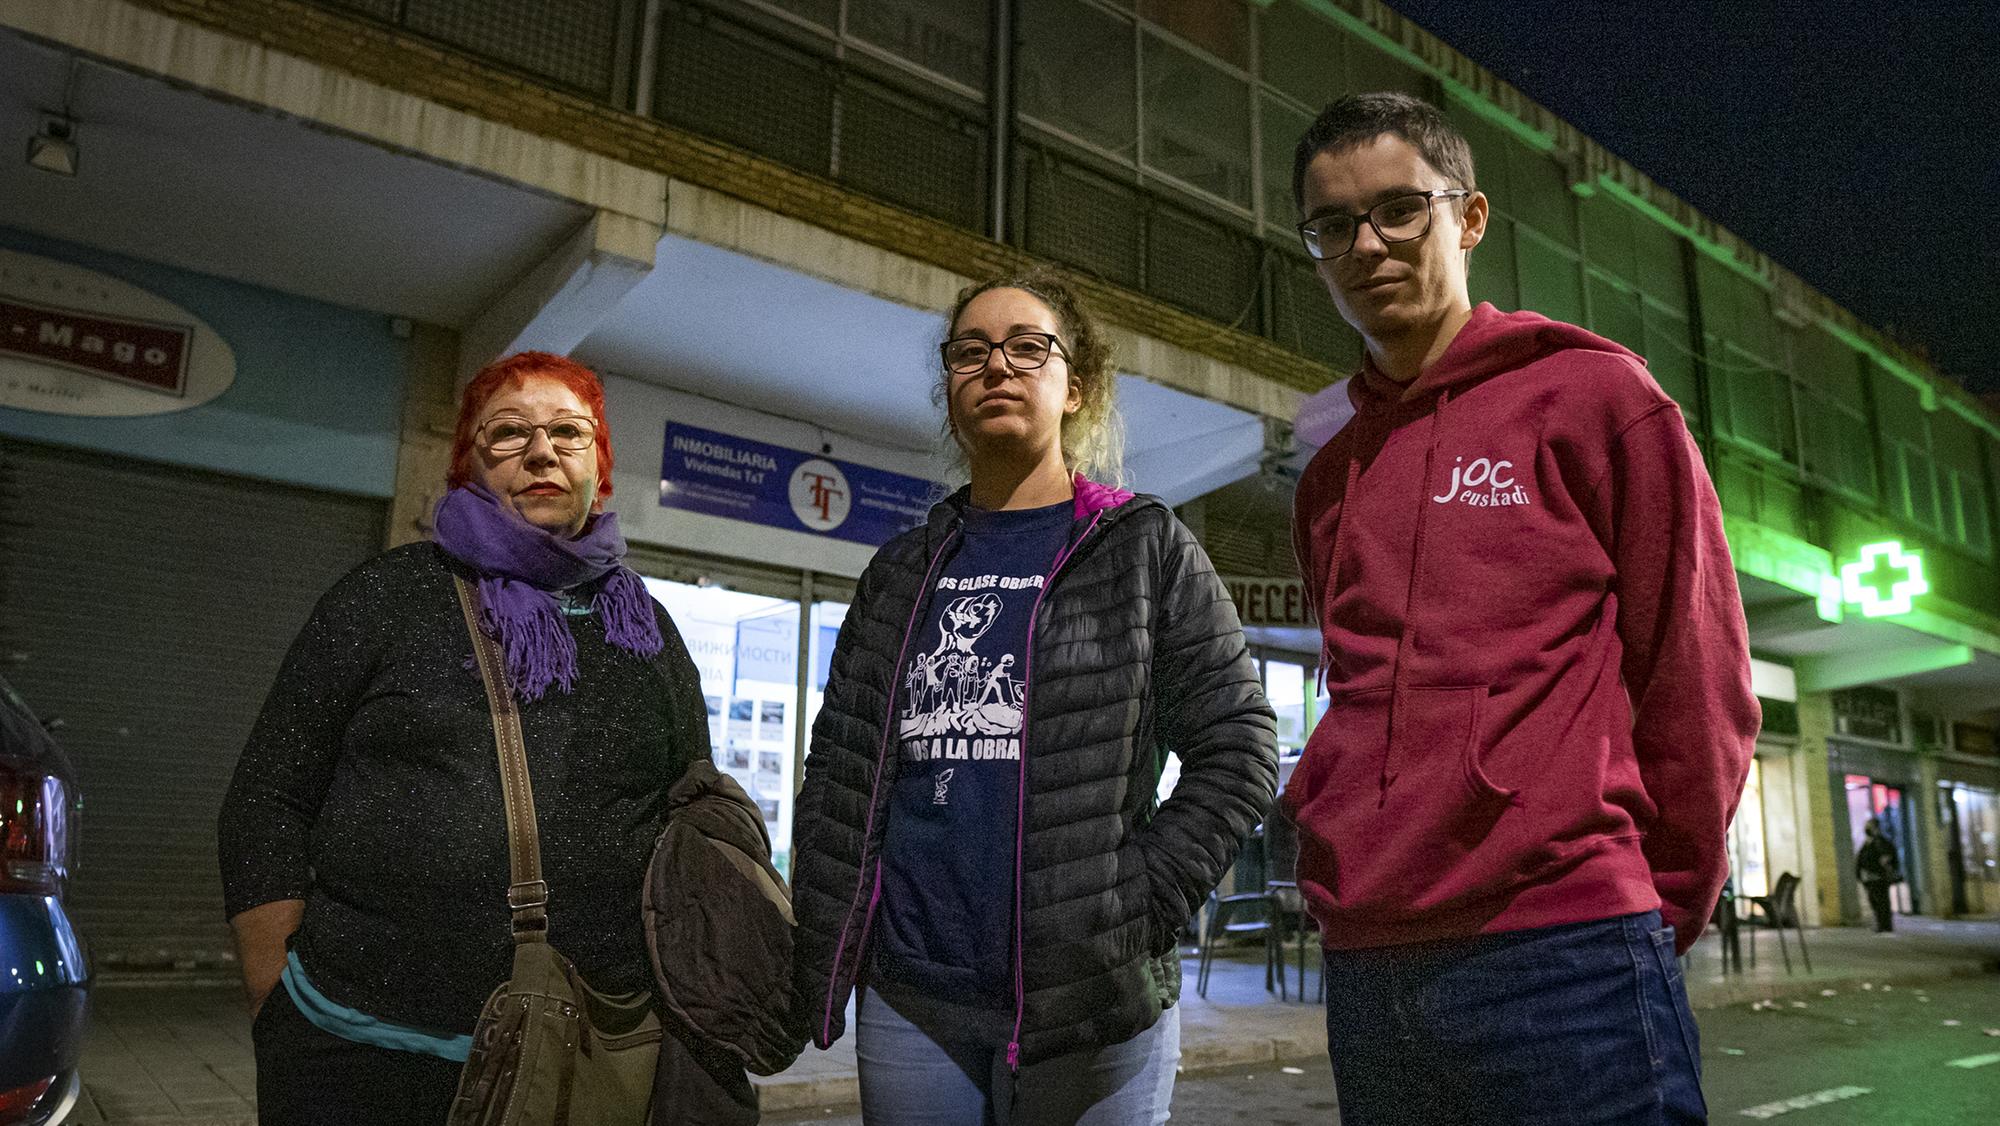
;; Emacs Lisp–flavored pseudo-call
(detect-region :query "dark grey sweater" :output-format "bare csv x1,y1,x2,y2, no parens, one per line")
218,542,710,1033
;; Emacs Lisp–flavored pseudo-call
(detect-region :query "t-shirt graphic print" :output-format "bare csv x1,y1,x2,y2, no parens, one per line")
899,589,1027,763
874,500,1073,1004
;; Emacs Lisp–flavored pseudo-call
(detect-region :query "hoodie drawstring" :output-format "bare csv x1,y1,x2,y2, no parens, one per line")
1377,388,1450,798
1316,453,1361,697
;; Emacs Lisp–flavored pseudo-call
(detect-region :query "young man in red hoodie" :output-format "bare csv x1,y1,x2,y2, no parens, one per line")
1284,92,1760,1125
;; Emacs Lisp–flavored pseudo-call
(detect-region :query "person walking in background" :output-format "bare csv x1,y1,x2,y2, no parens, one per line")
1285,92,1760,1125
787,270,1277,1124
1856,818,1901,933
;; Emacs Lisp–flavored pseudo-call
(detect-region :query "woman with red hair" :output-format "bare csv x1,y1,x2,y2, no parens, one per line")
218,352,741,1122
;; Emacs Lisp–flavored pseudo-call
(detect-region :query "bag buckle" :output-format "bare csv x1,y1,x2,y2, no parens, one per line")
508,879,549,911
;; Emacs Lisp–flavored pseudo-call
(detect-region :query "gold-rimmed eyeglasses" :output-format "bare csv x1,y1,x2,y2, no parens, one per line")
476,414,597,454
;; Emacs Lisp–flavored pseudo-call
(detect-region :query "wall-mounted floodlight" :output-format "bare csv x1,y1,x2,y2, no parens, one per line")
25,117,77,176
1839,540,1929,618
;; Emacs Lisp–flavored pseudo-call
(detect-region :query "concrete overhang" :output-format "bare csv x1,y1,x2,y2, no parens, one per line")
573,183,1301,506
0,0,665,372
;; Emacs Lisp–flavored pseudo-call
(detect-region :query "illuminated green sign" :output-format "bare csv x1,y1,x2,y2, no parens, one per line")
1839,541,1930,618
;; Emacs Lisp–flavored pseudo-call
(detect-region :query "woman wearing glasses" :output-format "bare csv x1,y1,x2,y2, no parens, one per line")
790,272,1277,1123
218,352,735,1123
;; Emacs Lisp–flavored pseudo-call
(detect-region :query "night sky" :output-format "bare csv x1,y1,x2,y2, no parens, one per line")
1389,2,2000,396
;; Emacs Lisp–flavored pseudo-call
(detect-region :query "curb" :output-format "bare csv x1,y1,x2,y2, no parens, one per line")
1687,959,1995,1011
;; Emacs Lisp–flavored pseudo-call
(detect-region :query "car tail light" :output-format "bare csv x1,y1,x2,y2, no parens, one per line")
0,758,71,895
0,1076,54,1125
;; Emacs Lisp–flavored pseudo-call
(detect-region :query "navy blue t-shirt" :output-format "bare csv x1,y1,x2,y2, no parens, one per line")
873,500,1073,1006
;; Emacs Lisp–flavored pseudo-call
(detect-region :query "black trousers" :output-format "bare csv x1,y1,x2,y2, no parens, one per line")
1863,880,1895,932
252,986,463,1126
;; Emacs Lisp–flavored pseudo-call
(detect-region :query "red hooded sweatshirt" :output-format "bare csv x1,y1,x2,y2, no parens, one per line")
1285,303,1759,955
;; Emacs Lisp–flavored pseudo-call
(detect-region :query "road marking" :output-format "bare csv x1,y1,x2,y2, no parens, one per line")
1945,1052,2000,1069
1738,1086,1874,1119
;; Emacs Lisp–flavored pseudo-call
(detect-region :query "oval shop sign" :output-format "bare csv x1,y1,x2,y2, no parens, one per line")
0,248,235,417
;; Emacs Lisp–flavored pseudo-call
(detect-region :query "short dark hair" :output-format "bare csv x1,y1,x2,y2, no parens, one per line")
1291,92,1477,213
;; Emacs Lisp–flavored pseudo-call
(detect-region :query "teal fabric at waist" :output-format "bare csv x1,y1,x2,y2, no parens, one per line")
281,951,474,1062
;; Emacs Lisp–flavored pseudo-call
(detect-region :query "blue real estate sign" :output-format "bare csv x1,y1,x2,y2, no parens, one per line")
659,421,940,547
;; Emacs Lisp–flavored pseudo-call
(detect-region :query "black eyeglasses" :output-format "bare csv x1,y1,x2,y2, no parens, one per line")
941,332,1070,375
477,414,597,454
1297,189,1471,261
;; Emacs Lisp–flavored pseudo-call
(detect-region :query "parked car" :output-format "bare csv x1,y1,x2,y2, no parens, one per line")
0,674,88,1126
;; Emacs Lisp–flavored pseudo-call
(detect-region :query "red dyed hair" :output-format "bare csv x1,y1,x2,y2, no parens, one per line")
447,351,616,504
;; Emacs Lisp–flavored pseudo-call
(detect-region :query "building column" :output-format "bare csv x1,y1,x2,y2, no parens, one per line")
1915,753,1951,917
1793,691,1847,927
386,322,462,549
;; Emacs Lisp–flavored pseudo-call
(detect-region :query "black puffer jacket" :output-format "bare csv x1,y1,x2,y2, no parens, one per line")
789,479,1277,1066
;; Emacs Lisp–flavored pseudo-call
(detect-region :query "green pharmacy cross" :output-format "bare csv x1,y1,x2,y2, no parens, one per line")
1839,540,1929,618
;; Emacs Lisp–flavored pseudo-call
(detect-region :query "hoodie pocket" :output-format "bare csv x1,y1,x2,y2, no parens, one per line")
1284,684,1528,919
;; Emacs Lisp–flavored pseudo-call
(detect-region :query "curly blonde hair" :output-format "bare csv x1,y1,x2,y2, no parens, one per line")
935,269,1124,486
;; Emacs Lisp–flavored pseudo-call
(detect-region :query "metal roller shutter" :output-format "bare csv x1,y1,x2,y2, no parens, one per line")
0,439,385,969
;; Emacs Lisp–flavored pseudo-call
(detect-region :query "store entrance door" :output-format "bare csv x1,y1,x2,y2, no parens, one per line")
635,553,853,879
1943,784,1999,916
1845,775,1918,916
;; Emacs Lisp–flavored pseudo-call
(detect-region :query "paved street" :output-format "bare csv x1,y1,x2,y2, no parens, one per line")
66,918,2000,1124
771,975,2000,1124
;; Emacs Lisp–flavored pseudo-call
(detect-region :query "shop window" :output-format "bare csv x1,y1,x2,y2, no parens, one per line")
1141,31,1253,208
1514,227,1584,328
1020,0,1137,159
1729,759,1770,898
1257,0,1347,110
847,0,990,90
644,577,808,877
1266,658,1309,759
1948,784,1998,915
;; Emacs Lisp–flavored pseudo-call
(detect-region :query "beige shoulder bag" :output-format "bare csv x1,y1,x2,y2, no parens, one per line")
447,577,664,1126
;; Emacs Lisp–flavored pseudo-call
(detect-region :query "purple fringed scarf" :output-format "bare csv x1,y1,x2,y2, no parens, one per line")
432,484,663,701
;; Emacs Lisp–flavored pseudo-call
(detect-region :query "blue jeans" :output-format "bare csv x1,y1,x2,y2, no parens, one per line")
1322,910,1705,1126
855,987,1181,1125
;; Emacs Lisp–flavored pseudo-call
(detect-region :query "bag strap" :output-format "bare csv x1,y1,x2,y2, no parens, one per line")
453,576,550,944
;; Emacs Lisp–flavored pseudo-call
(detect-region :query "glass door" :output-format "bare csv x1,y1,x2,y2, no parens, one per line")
639,555,855,879
645,575,802,874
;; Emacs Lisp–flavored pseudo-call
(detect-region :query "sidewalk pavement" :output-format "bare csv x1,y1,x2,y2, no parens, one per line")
68,917,2000,1124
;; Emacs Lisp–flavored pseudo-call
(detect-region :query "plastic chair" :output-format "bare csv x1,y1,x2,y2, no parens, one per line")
1265,880,1323,1002
1196,887,1281,999
1741,871,1813,974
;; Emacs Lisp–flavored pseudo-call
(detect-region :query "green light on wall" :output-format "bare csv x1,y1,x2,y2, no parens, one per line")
1816,574,1845,624
1840,541,1930,618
